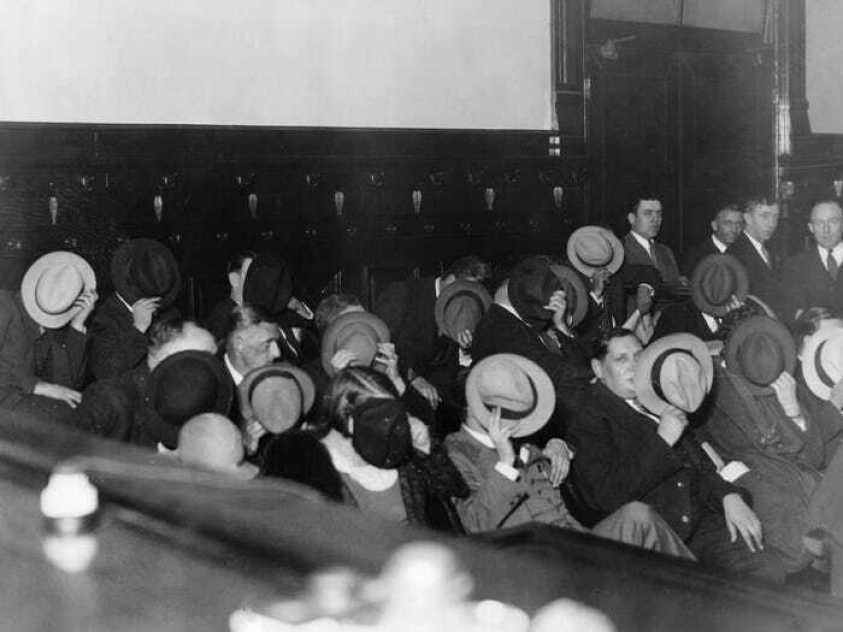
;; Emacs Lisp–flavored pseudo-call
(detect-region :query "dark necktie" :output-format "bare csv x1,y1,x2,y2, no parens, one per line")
648,240,660,270
828,250,839,281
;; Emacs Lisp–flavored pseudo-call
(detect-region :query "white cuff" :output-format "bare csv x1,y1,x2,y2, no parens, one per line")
494,462,520,481
720,460,750,483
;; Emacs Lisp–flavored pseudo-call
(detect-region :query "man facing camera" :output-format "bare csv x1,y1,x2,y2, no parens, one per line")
682,203,744,275
727,197,780,306
622,195,681,286
565,328,786,582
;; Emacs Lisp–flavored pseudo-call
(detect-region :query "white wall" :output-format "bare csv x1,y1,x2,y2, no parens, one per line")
806,0,843,134
0,0,553,130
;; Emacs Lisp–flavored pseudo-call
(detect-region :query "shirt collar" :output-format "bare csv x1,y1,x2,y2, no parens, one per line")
711,234,727,253
496,300,524,323
115,292,133,313
434,276,443,298
630,230,652,251
701,312,719,333
461,423,496,449
625,398,661,423
743,230,766,255
223,353,244,386
816,242,843,261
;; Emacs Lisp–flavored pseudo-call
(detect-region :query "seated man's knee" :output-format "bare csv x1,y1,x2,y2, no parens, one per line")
614,501,655,524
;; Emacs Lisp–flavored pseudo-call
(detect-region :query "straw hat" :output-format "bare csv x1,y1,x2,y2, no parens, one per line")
21,251,96,329
566,226,624,278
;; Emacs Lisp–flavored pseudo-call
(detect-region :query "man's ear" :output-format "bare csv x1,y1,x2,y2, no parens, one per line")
807,221,816,237
627,212,636,228
228,271,240,290
710,219,718,233
591,358,603,380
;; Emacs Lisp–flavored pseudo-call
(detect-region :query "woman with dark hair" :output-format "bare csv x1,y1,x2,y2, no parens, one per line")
317,366,468,532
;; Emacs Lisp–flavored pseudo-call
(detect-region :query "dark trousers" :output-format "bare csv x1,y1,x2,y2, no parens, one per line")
687,511,786,584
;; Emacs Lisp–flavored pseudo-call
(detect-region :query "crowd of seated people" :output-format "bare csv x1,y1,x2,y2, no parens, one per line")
6,191,843,593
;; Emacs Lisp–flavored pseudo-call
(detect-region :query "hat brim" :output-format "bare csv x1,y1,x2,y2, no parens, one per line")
745,294,777,319
321,311,391,377
145,350,234,448
634,333,713,416
549,264,589,328
690,254,749,317
434,280,492,342
566,226,624,278
801,324,843,401
465,353,556,438
21,251,96,329
238,363,317,431
111,238,181,309
724,316,796,394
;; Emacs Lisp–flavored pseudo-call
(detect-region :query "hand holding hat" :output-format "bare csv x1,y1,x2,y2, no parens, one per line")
21,251,97,329
566,226,624,278
724,316,796,393
434,280,492,344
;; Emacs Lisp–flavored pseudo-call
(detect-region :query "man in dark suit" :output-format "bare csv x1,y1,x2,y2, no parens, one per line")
776,199,843,322
565,328,786,582
726,197,780,306
374,256,489,409
681,203,744,275
621,195,682,285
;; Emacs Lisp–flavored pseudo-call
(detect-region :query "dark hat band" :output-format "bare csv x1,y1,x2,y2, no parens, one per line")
815,340,836,389
248,368,304,415
650,348,696,404
486,376,539,421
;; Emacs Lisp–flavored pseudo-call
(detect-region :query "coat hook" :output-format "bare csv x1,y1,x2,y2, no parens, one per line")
334,190,345,216
248,193,258,219
49,196,59,226
484,187,495,211
411,189,423,214
553,186,564,209
153,195,164,222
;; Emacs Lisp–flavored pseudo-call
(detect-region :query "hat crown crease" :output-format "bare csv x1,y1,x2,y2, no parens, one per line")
36,264,83,314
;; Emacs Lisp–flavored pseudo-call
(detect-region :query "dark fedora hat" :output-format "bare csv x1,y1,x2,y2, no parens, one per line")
144,350,233,449
111,238,181,308
239,363,316,433
549,263,589,327
634,333,713,416
242,253,293,318
690,254,748,317
321,311,391,377
434,280,492,342
508,256,563,329
465,353,555,438
350,397,412,469
566,226,624,278
725,316,797,393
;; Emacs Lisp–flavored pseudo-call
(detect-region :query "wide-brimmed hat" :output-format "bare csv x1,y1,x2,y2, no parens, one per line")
321,311,391,377
144,350,234,449
239,363,316,433
434,280,492,342
566,226,624,278
242,253,293,317
690,254,748,317
508,256,564,330
801,323,843,401
178,413,258,480
634,333,713,416
111,238,180,308
549,264,588,327
725,316,796,393
21,251,96,329
465,353,555,438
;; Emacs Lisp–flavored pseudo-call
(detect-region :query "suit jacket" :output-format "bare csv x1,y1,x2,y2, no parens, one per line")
0,290,87,424
622,232,681,285
88,294,149,380
374,276,438,379
471,304,592,436
566,381,741,540
774,247,843,321
726,232,779,306
445,427,582,533
653,300,721,342
682,235,723,276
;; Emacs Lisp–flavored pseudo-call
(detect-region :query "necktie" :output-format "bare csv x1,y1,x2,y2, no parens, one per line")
648,240,660,270
827,249,839,281
760,244,771,268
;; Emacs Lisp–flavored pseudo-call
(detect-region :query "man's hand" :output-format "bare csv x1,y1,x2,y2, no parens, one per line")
330,349,358,373
657,404,688,446
487,406,516,466
70,289,98,333
591,268,611,301
542,439,574,487
723,493,764,552
634,312,655,345
770,372,800,418
545,289,571,335
408,415,431,455
287,296,313,320
33,382,82,408
456,329,473,350
411,375,442,409
131,297,161,334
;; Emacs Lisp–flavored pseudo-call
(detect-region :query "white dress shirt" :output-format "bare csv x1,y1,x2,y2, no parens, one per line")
711,235,727,253
743,231,770,266
817,243,843,271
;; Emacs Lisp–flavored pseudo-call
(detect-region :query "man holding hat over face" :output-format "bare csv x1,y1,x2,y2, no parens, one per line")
446,353,692,557
89,238,181,379
566,328,786,582
705,316,843,575
0,251,98,424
